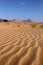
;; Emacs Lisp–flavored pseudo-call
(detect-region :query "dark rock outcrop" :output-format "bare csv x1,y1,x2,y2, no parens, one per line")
3,19,8,22
0,19,8,22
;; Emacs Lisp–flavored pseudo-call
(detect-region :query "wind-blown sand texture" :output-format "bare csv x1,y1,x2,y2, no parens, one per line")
0,22,43,65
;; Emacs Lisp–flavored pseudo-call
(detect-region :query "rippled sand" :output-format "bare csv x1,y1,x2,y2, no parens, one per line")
0,22,43,65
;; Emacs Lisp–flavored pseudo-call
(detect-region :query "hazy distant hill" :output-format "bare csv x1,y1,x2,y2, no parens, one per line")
0,19,38,23
22,19,32,22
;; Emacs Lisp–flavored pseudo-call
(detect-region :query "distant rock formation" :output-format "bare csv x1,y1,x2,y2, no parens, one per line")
3,19,8,22
12,19,21,22
0,18,33,22
0,19,3,22
22,19,32,22
0,19,8,22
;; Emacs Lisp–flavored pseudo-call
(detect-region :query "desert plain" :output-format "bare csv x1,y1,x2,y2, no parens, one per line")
0,21,43,65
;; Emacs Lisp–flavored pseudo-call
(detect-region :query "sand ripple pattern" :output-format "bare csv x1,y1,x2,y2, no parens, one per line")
0,22,43,65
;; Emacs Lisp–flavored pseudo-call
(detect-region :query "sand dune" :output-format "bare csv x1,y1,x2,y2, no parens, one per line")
0,22,43,65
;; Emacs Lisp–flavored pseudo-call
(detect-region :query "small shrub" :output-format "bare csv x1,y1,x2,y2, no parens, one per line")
6,22,9,25
17,24,20,27
30,23,37,28
40,24,43,28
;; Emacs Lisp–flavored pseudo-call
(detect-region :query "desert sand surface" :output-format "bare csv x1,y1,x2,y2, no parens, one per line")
0,22,43,65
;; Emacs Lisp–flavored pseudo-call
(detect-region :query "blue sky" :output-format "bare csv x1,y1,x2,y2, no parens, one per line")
0,0,43,22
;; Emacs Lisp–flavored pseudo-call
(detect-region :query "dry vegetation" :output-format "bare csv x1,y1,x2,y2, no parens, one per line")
40,24,43,28
17,24,20,27
5,22,10,25
30,23,37,28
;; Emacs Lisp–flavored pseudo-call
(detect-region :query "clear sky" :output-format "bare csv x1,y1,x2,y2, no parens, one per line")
0,0,43,22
